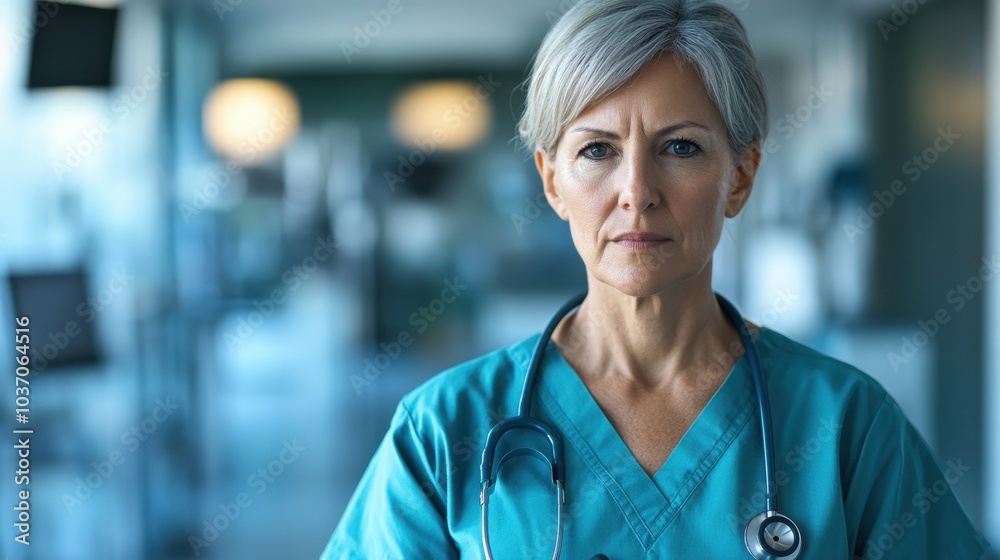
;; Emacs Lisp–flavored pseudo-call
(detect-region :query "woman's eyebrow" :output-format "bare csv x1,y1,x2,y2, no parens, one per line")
566,120,710,139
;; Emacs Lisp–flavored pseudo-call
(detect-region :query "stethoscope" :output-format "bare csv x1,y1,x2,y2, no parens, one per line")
479,291,802,560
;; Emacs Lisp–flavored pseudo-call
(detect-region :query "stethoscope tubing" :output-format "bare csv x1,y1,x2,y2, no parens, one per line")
518,291,587,417
480,290,799,560
715,294,779,513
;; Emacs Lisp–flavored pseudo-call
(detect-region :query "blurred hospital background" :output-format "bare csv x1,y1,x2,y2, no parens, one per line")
0,0,997,558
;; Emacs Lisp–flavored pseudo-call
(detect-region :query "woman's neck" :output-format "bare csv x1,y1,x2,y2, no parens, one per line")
552,269,746,390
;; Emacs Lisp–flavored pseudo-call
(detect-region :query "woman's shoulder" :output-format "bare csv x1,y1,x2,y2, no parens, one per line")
396,334,541,429
754,327,912,485
754,327,891,417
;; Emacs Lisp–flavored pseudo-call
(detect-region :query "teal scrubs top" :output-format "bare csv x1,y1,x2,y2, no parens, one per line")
321,327,990,559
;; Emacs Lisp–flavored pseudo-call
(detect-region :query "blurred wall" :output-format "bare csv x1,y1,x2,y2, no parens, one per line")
985,0,1000,554
869,0,988,526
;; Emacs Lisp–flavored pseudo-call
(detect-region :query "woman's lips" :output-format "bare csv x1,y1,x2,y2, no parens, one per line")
612,232,671,251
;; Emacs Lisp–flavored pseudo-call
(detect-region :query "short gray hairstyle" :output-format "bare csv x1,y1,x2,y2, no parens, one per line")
518,0,767,158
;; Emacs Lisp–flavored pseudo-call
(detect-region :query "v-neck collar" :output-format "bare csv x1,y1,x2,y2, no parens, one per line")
513,330,759,547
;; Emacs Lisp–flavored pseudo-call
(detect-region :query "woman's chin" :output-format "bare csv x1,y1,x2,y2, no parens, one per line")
595,273,679,299
588,257,708,299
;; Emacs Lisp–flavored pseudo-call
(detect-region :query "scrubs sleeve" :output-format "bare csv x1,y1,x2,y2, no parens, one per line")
844,393,990,559
320,400,458,560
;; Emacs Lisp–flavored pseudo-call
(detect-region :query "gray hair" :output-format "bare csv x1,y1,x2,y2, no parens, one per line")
518,0,767,158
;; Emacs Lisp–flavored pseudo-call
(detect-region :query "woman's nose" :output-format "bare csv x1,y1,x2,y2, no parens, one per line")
617,153,660,212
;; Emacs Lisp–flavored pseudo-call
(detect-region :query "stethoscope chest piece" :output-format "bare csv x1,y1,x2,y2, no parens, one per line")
744,510,801,560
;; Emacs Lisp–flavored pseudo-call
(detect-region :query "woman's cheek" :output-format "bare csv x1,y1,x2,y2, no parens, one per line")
560,166,614,214
564,164,602,188
688,195,727,255
566,217,601,269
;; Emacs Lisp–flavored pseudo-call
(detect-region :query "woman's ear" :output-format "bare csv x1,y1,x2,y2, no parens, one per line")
725,141,762,218
535,149,569,221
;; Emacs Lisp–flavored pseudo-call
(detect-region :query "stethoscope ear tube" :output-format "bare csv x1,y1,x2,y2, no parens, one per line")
481,478,564,560
480,480,565,560
479,416,565,489
479,414,567,560
480,293,582,560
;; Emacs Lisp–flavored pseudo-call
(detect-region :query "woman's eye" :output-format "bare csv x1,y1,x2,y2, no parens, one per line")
581,143,611,159
668,140,700,157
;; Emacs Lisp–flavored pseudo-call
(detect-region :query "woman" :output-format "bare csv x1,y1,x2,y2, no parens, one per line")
322,0,989,558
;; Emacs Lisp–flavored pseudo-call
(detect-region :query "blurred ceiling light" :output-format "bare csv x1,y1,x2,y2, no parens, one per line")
203,79,301,166
917,76,983,148
391,81,491,151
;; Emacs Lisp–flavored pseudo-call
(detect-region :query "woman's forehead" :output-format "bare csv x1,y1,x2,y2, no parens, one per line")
567,54,726,134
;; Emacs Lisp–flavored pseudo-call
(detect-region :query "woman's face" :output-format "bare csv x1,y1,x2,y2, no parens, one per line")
536,52,760,298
